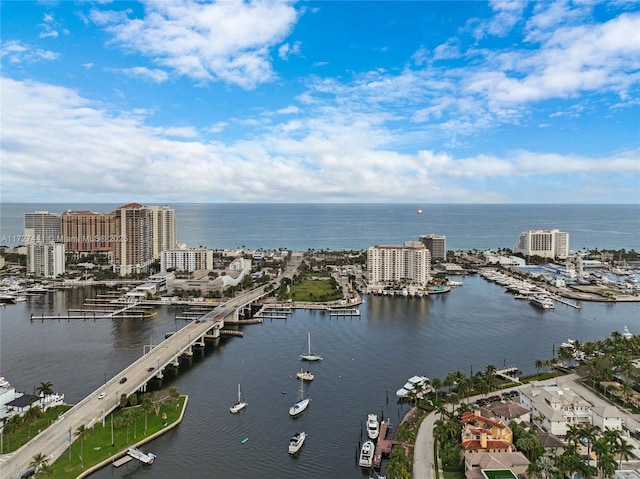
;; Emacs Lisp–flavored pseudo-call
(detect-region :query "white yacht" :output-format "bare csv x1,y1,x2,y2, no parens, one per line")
288,431,306,454
358,440,374,467
396,375,429,398
366,414,380,440
529,294,554,310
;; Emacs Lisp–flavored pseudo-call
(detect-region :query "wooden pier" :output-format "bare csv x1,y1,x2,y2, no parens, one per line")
373,419,397,469
328,308,360,316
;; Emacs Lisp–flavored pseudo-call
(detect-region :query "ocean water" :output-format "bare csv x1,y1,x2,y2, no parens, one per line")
1,203,639,251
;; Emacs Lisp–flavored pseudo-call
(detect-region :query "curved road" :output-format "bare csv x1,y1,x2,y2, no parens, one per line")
413,373,640,479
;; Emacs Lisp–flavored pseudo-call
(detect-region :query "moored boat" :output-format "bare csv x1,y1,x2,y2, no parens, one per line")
288,431,306,454
296,368,314,381
529,294,554,310
230,384,248,413
358,440,374,467
366,414,379,440
300,332,322,361
396,375,430,398
289,381,310,416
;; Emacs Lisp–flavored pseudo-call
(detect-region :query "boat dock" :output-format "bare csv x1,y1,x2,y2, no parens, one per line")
550,295,582,309
373,419,396,469
494,366,520,382
126,447,156,464
328,308,360,316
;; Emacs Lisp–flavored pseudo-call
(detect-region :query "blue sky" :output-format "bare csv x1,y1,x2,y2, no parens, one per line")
1,0,639,203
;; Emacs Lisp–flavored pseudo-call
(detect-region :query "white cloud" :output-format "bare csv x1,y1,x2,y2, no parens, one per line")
91,0,299,89
118,66,169,83
278,41,301,60
0,40,59,63
2,76,637,204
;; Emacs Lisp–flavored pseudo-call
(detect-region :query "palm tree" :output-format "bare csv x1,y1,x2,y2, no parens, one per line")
580,423,598,463
35,462,53,478
75,425,89,469
35,382,54,407
431,377,442,403
29,453,48,472
611,436,634,468
141,396,154,434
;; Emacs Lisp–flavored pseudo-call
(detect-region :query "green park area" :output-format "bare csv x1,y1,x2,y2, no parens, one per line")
11,393,186,479
289,273,343,302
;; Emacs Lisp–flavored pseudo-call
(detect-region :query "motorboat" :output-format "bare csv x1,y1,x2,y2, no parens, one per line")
366,414,379,440
358,440,374,467
229,384,248,413
529,294,554,309
288,431,306,454
396,375,429,398
300,332,323,361
623,326,633,339
296,369,314,381
289,381,310,416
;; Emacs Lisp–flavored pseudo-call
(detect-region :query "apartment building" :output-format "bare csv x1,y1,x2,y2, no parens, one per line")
149,205,177,260
112,203,154,276
60,210,115,254
513,229,570,259
24,211,61,244
367,242,431,287
161,248,213,272
419,233,446,261
27,242,65,278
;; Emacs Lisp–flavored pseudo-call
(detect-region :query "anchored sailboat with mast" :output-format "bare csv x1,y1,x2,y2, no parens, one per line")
299,332,323,361
229,384,248,413
289,379,311,417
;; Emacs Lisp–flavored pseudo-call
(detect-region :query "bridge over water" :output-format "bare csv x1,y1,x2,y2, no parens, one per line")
1,286,271,479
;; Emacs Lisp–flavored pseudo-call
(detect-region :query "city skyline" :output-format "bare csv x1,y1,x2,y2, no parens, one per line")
1,1,639,204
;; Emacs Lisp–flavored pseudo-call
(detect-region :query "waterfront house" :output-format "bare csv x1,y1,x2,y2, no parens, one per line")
461,411,514,454
464,453,530,479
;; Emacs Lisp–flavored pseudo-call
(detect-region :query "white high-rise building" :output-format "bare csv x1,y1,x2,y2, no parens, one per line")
24,211,61,244
367,242,431,287
149,205,177,259
513,229,570,259
161,248,213,272
27,242,65,278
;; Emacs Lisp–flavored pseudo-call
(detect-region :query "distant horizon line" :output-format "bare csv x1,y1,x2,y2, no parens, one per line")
2,202,638,206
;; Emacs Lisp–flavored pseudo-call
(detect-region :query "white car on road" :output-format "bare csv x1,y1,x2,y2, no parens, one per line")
97,392,106,399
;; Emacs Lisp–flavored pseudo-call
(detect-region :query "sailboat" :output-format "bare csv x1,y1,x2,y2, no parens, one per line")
289,380,310,417
229,384,248,413
299,332,323,361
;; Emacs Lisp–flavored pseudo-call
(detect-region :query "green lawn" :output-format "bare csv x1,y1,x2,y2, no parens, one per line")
45,396,186,478
290,278,342,302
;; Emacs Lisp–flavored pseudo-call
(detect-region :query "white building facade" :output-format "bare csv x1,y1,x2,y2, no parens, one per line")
367,243,431,288
161,248,213,272
150,205,177,260
513,229,570,259
27,242,65,278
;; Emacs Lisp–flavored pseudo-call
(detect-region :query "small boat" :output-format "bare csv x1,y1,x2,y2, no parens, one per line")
241,437,249,444
289,380,310,417
299,332,322,361
230,384,248,413
296,369,314,381
288,431,306,454
417,209,423,215
358,440,374,467
623,326,633,339
366,414,379,440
